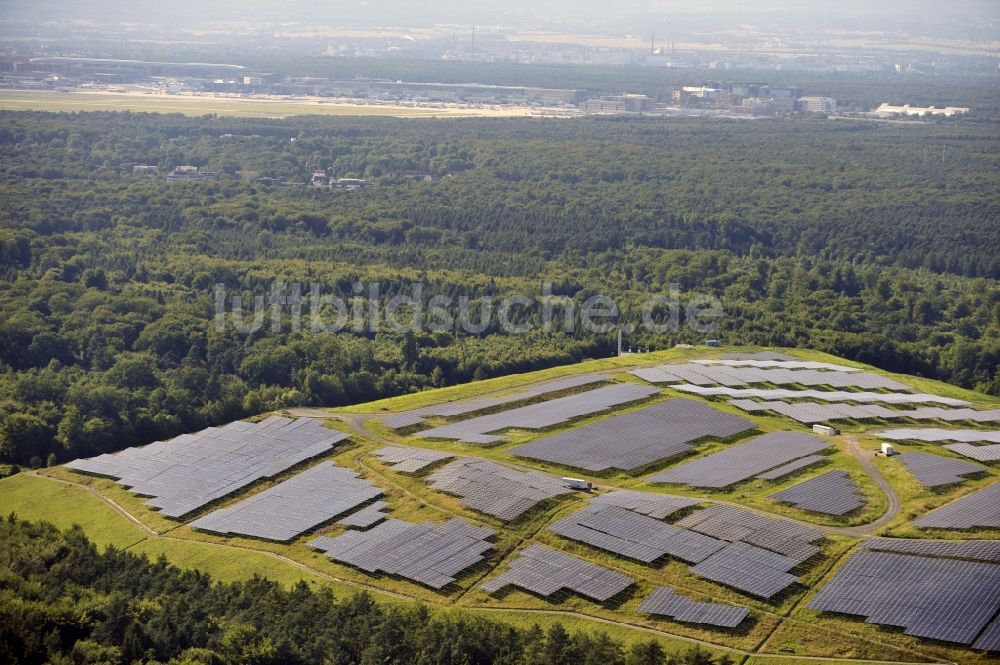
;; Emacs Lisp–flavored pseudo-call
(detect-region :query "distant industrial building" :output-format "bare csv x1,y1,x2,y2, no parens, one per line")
674,86,721,102
873,103,969,117
798,96,837,114
672,82,823,116
582,94,654,114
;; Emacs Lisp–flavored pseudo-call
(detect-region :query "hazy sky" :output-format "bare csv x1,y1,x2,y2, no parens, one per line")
2,0,998,22
0,1,997,39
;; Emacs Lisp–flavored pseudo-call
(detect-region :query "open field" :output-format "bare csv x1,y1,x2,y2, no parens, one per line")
0,90,538,119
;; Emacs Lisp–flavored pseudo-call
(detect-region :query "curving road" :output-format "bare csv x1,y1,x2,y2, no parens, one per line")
839,434,902,536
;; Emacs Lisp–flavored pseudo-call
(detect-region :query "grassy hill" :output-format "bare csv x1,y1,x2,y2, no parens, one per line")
2,346,998,664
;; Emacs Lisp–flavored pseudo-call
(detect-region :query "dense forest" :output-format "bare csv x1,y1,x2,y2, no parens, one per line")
0,516,733,665
0,110,998,467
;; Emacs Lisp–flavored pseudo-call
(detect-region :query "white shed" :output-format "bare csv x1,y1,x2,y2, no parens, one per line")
812,424,839,436
881,442,896,457
562,477,592,491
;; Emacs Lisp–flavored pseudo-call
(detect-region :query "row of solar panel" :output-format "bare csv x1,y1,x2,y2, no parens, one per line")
189,462,383,540
913,482,1000,530
638,586,749,628
875,429,1000,463
675,504,824,563
648,431,831,488
382,374,608,429
672,383,968,406
631,363,909,390
550,501,824,598
510,397,753,472
810,543,1000,648
730,399,1000,425
770,470,865,516
896,452,986,488
694,358,861,372
878,428,1000,444
372,446,453,473
309,518,496,589
944,443,1000,463
414,382,659,444
426,458,574,521
481,543,633,601
65,417,348,517
482,543,750,629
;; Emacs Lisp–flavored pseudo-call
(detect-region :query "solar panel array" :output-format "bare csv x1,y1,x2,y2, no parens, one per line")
308,518,495,589
337,500,389,528
510,398,754,472
381,374,608,429
974,617,1000,652
372,447,453,473
630,362,908,390
897,452,986,488
481,544,634,601
64,416,349,517
414,383,659,444
189,462,383,540
589,490,700,519
770,470,865,515
878,428,1000,444
679,505,818,557
647,432,831,489
874,429,1000,463
676,505,824,564
913,482,1000,530
549,503,726,564
638,586,749,628
698,358,859,372
549,501,822,599
673,384,967,407
943,443,1000,463
426,458,573,521
689,541,802,598
729,399,1000,425
809,548,1000,646
677,505,825,598
862,537,1000,563
756,455,826,480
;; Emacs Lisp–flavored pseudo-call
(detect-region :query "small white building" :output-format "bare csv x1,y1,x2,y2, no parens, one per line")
562,477,592,491
813,424,839,436
881,442,896,457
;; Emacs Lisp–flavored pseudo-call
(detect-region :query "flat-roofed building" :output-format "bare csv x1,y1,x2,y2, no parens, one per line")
799,96,837,113
874,103,969,117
